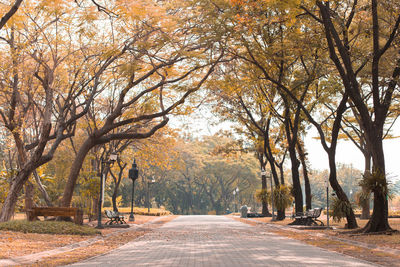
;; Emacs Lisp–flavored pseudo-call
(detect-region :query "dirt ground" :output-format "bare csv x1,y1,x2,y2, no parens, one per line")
253,217,400,250
0,215,176,266
236,216,400,267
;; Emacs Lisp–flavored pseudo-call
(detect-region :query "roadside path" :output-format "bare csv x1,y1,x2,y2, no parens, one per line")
69,215,378,267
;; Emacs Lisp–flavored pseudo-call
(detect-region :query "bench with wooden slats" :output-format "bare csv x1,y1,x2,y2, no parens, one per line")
28,207,83,225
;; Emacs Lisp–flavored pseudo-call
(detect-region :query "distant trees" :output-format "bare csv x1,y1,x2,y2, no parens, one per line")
142,135,260,215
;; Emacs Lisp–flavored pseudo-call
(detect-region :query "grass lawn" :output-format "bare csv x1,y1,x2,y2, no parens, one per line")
0,220,100,235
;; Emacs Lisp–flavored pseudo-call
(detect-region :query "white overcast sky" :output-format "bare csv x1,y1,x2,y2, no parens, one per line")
171,106,400,183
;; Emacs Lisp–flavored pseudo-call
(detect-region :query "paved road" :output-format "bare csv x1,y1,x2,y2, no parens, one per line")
69,216,377,267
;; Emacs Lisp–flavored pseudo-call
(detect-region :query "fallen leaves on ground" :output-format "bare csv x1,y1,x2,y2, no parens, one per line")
25,215,177,267
235,216,400,267
0,215,177,266
0,232,89,259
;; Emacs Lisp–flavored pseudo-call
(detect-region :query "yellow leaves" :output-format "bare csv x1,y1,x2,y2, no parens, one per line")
115,0,166,24
79,6,99,23
37,0,70,16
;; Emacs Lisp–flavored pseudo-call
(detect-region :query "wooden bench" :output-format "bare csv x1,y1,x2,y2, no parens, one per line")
104,210,126,225
28,207,83,225
294,208,324,226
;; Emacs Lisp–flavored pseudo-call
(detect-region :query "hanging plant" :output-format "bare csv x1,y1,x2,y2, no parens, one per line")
273,185,293,211
331,196,353,222
359,170,388,196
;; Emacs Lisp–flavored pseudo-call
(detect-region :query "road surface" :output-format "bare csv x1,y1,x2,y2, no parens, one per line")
68,215,377,266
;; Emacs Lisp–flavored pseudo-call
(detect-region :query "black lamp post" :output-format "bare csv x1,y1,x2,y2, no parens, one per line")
233,187,239,213
97,153,117,229
128,159,139,221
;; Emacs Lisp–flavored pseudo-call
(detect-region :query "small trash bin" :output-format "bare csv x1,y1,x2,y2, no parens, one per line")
240,205,248,218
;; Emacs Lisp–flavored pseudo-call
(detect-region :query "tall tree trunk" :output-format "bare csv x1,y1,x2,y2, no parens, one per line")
24,181,35,220
288,144,302,214
0,169,32,221
111,188,119,212
296,141,311,210
362,135,391,232
361,152,371,219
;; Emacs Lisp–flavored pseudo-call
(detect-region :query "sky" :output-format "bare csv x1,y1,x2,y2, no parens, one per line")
305,127,400,182
171,105,400,183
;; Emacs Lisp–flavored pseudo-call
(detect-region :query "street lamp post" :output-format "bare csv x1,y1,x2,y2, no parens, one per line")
128,159,139,221
233,187,239,212
268,172,275,221
97,153,117,229
147,176,155,213
326,177,330,228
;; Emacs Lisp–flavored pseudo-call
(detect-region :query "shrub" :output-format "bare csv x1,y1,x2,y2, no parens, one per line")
0,220,100,235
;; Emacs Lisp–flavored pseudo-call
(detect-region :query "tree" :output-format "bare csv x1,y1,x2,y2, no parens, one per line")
305,0,400,232
59,1,226,207
223,1,360,228
0,1,121,221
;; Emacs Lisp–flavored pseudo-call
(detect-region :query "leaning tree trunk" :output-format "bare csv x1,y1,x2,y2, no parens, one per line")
303,169,312,210
297,141,312,210
0,168,32,222
270,165,285,220
60,138,95,207
328,150,358,229
24,181,35,220
276,166,286,221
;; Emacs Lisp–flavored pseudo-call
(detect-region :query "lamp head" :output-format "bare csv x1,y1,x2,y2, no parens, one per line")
129,159,139,181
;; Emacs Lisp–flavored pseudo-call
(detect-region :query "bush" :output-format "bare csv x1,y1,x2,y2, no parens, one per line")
0,220,100,235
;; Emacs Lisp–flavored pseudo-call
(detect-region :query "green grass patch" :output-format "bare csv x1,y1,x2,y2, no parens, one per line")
0,220,100,235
